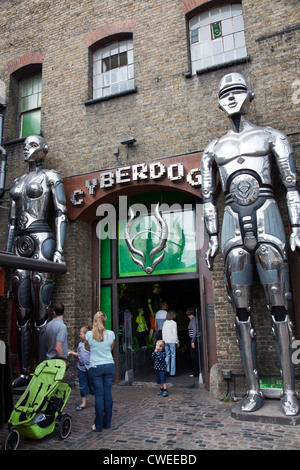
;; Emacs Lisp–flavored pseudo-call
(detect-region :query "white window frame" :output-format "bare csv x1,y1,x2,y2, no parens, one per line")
189,3,247,75
93,39,134,99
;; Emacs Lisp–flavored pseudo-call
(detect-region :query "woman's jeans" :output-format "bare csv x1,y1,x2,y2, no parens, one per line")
165,343,176,376
88,363,115,431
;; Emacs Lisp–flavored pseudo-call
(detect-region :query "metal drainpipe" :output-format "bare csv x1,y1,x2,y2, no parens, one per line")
0,114,7,200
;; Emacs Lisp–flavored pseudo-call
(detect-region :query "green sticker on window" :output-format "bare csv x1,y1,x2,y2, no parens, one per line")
212,22,222,39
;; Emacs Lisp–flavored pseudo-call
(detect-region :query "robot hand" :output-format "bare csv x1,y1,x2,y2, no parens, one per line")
205,235,219,270
53,250,65,263
289,227,300,252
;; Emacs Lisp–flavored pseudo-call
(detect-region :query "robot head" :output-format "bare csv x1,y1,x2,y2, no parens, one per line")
23,135,49,163
218,73,254,117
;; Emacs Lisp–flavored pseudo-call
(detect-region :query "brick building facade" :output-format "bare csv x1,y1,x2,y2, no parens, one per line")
0,0,299,398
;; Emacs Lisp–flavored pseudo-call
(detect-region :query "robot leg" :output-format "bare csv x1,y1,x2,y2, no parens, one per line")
32,271,54,364
225,247,264,411
11,269,32,387
272,315,299,416
255,244,299,415
235,317,264,411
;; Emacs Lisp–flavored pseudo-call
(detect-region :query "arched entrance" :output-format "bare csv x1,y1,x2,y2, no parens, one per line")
64,151,217,387
91,189,217,387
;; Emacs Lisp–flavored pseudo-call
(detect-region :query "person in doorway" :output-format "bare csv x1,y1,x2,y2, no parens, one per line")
155,301,168,340
68,326,93,411
136,308,148,348
162,310,179,376
85,311,115,432
186,307,199,378
148,283,162,344
45,303,68,360
152,340,168,397
177,308,189,353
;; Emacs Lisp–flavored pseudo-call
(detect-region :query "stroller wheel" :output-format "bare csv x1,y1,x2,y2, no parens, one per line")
2,428,20,450
58,414,72,440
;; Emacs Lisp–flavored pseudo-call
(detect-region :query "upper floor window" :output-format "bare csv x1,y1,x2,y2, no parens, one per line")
189,3,247,74
93,39,134,99
19,74,42,138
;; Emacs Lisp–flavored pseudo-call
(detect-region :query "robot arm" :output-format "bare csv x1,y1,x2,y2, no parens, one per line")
6,198,17,253
48,171,68,263
201,141,219,269
270,129,300,251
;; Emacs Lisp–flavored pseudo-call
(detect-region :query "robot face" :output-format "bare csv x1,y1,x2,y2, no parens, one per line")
218,88,250,117
218,72,252,117
23,135,48,162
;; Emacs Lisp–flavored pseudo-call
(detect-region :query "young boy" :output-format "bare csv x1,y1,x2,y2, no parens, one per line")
152,340,168,397
68,326,93,410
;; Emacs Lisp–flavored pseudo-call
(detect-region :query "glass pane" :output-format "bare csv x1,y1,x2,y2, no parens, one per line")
223,34,234,51
94,59,101,76
222,18,233,36
212,37,223,55
199,11,210,26
232,3,242,16
100,237,111,278
233,15,244,32
191,43,201,61
110,68,119,84
21,78,32,97
33,75,42,93
127,49,134,65
110,54,119,70
110,42,119,55
111,83,119,94
21,109,41,138
119,81,128,92
201,41,211,59
191,29,199,44
119,66,128,82
100,286,112,330
234,31,246,48
102,71,110,87
210,7,220,22
102,57,110,72
235,46,247,59
119,51,128,67
200,25,210,41
221,4,231,20
128,64,134,80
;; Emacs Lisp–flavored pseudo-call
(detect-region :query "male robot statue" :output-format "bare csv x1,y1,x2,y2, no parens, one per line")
6,135,68,387
201,73,300,416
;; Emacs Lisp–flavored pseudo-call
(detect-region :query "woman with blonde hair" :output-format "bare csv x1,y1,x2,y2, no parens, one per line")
85,311,115,432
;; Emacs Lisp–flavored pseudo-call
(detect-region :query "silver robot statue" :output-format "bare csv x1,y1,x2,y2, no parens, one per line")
201,73,300,416
6,135,67,387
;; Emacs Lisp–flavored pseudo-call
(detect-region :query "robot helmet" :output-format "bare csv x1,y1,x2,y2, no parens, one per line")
218,73,252,99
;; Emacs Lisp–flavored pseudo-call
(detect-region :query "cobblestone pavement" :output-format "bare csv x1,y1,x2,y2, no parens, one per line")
2,378,300,451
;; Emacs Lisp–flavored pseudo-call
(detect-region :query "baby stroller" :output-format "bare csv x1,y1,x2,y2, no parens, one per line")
2,358,72,450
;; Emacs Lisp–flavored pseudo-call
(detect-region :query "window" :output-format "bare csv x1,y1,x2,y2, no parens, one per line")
93,39,134,99
189,3,247,74
19,74,42,138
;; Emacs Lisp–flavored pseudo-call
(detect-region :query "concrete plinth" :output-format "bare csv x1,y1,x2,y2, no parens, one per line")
231,399,300,426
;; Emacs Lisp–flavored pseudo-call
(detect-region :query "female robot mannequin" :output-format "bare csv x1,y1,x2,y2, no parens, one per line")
6,135,67,387
201,73,300,416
